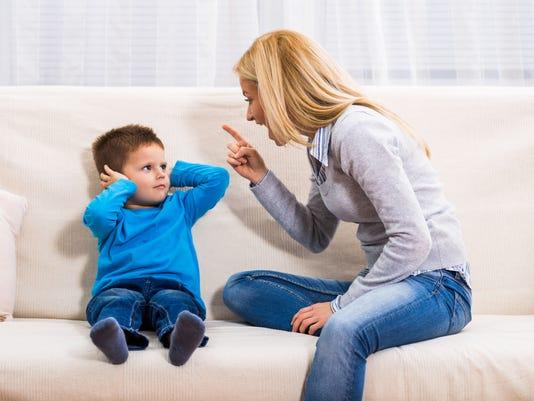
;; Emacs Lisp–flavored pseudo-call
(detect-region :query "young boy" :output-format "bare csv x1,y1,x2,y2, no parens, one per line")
83,124,229,365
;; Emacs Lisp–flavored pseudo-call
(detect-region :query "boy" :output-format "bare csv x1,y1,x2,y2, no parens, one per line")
83,124,229,365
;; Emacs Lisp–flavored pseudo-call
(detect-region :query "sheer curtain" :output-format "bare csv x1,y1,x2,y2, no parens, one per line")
1,0,533,86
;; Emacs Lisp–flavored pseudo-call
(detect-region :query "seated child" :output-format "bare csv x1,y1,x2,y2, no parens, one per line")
83,124,229,365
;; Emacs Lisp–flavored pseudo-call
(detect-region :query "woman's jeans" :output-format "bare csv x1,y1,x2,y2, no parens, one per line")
223,269,472,401
86,277,208,350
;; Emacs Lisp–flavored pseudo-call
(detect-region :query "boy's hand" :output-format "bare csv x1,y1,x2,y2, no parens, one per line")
100,164,129,189
222,124,268,184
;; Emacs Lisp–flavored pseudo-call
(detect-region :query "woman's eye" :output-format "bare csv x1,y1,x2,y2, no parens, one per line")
244,98,251,103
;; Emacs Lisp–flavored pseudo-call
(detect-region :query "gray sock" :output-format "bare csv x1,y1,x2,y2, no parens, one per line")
90,317,129,364
169,311,205,366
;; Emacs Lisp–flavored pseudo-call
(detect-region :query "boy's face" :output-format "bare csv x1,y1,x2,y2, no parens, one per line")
122,143,170,209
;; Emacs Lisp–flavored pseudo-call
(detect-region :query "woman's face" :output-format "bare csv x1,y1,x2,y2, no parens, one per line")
240,78,265,126
240,78,286,146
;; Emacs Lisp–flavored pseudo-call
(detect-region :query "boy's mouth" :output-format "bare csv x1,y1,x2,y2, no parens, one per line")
154,184,167,190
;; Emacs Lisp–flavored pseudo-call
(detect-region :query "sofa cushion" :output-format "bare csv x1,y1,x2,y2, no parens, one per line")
0,189,27,321
0,87,533,320
0,315,532,401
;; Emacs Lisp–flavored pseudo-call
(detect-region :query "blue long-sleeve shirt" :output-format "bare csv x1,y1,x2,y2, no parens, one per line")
83,161,229,315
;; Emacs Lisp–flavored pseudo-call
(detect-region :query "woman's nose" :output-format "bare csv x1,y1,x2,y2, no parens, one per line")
246,107,254,121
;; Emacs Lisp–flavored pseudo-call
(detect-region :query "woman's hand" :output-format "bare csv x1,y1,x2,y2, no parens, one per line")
291,302,333,335
222,124,268,184
99,164,129,189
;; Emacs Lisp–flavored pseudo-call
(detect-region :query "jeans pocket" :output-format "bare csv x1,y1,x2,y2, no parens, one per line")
448,292,471,335
85,296,98,322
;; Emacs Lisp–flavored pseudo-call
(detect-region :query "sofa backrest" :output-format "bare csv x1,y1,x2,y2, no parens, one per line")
0,86,533,320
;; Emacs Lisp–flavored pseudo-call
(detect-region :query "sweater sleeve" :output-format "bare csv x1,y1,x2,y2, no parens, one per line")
250,170,340,253
332,112,432,309
82,179,137,241
170,161,230,226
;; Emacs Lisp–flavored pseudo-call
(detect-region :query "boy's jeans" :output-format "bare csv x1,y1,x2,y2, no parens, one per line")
223,268,471,401
86,277,208,350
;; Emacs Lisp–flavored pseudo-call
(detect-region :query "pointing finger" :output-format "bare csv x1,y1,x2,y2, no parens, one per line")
222,124,249,146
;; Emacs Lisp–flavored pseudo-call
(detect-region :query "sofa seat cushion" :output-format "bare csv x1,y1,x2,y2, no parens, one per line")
0,315,533,401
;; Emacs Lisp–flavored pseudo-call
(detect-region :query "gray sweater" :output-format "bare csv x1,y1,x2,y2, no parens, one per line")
250,105,468,309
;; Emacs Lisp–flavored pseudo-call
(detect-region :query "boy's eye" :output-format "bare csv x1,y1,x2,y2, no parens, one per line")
161,164,167,170
142,165,151,171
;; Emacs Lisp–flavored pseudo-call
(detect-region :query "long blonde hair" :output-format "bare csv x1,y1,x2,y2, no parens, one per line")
234,29,431,158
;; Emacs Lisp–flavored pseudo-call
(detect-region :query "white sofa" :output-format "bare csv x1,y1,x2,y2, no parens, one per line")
0,86,533,401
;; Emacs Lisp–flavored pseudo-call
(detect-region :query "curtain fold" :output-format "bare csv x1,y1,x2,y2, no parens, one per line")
1,0,532,86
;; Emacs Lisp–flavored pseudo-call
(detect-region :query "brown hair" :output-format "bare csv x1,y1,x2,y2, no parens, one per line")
91,124,164,174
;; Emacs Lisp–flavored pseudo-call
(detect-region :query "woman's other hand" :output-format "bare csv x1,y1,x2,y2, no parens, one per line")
291,302,333,335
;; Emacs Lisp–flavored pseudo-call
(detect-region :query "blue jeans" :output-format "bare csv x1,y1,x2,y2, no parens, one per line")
86,277,208,350
223,269,471,401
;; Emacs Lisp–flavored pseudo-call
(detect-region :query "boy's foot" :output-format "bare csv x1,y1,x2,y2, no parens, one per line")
169,311,205,366
90,317,129,364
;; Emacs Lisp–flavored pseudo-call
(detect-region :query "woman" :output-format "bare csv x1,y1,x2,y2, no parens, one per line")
222,30,471,401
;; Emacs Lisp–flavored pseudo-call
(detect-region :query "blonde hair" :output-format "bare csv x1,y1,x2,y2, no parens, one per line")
234,29,431,158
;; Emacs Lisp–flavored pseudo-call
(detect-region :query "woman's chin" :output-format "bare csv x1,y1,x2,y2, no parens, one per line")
273,137,288,146
268,133,285,146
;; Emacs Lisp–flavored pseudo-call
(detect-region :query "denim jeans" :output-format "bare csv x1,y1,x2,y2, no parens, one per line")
223,269,472,401
86,277,208,350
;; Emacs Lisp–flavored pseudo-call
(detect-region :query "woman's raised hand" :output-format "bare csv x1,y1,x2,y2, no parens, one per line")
222,124,268,184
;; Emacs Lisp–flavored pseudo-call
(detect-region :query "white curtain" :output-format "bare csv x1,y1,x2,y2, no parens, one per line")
1,0,533,86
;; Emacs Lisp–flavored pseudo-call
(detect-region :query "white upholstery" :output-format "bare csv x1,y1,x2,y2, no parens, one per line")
0,316,532,401
0,189,27,320
0,86,533,400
